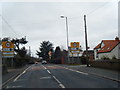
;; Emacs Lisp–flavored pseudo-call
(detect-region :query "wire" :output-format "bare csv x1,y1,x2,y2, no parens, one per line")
0,14,24,38
87,0,119,16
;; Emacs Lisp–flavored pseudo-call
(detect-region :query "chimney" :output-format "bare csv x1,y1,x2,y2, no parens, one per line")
115,36,119,41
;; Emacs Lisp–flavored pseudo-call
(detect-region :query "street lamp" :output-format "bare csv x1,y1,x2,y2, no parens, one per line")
60,15,70,64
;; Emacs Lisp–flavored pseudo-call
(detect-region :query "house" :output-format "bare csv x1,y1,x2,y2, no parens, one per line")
82,50,94,61
94,37,120,60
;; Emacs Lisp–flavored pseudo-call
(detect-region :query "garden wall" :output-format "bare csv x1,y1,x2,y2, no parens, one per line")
90,60,120,71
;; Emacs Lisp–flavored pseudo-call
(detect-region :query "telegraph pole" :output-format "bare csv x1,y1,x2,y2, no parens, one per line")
84,15,89,67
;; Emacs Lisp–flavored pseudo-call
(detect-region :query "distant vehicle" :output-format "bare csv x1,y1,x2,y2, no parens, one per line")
42,60,47,64
35,62,38,64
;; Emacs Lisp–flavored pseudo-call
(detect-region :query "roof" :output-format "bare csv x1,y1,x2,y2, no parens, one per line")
94,43,101,49
96,40,120,53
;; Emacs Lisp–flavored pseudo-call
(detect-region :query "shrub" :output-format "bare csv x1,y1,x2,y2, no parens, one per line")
112,55,117,60
101,55,110,60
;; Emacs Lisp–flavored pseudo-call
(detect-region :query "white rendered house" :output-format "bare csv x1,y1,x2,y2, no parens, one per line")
94,37,120,60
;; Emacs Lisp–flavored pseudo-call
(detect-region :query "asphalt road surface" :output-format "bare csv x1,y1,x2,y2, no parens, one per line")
3,63,119,89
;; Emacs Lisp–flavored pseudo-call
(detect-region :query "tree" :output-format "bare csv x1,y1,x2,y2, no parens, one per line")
2,37,11,42
18,47,27,57
11,37,28,52
54,46,62,64
2,37,28,67
36,41,53,61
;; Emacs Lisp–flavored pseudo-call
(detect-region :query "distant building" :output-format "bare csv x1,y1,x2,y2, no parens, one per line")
94,37,120,60
82,50,94,61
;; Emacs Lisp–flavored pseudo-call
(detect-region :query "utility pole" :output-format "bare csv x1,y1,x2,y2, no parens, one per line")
84,15,89,67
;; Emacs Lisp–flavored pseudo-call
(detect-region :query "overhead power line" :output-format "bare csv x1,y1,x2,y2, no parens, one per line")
0,14,23,38
87,0,119,16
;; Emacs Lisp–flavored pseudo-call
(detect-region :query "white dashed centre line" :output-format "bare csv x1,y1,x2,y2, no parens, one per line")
47,70,51,74
42,65,65,88
52,76,65,88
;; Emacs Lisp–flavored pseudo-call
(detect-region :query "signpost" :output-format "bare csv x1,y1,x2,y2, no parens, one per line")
70,42,80,54
2,41,14,67
2,41,14,58
70,42,81,64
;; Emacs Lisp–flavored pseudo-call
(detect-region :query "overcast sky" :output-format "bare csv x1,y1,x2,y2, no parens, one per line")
0,0,119,57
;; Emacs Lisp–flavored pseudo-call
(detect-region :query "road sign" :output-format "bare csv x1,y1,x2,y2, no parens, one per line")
70,42,81,54
70,50,80,54
2,41,14,58
70,42,80,48
2,41,14,48
70,47,80,51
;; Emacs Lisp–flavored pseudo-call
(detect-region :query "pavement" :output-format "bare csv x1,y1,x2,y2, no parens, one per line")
62,65,120,83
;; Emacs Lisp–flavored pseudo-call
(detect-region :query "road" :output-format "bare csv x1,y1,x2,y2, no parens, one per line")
3,63,119,89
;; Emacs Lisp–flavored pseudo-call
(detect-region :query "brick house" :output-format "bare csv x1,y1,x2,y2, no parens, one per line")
94,37,120,60
82,50,94,61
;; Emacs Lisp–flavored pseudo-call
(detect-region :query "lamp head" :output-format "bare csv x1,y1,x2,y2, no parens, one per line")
60,15,65,18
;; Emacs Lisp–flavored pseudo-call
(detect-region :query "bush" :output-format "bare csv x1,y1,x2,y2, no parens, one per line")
101,55,110,60
112,55,117,60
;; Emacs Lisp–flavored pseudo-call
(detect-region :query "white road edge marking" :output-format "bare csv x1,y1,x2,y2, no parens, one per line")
55,65,88,75
13,65,32,82
65,67,88,75
1,65,32,88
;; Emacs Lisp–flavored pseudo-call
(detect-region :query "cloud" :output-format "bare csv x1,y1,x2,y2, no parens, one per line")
1,1,118,56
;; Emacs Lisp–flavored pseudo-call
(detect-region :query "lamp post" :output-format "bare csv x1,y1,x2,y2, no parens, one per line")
60,15,70,64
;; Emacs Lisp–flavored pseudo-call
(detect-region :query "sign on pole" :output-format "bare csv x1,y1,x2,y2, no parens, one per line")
70,42,80,48
70,42,80,54
2,41,14,58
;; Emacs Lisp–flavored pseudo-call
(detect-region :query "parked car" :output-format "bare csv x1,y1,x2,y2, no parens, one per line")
42,60,47,64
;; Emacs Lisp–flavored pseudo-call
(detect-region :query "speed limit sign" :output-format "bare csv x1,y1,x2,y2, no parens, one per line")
6,43,11,48
2,41,14,48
